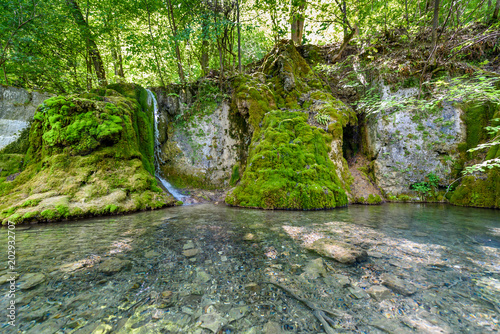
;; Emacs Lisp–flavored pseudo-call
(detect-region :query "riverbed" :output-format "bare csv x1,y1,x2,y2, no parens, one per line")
1,203,499,333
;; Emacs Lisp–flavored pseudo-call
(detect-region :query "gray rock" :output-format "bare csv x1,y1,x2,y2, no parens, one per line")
367,285,392,300
183,248,199,257
198,312,225,333
0,273,18,285
195,270,211,283
228,306,249,322
144,250,160,258
365,84,465,195
99,258,131,275
263,321,284,334
19,273,45,290
300,258,327,280
348,286,370,299
307,238,367,264
183,240,195,249
380,273,417,296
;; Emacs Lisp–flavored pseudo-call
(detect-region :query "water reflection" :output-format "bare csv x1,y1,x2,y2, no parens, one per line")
1,203,499,333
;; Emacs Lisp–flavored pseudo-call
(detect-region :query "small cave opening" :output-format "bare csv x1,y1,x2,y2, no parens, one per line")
342,123,361,163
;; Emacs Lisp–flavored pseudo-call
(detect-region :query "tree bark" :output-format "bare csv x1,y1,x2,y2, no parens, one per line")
291,0,306,45
145,1,166,87
165,0,186,83
431,0,440,58
237,0,241,73
493,0,500,21
65,0,107,86
201,18,210,76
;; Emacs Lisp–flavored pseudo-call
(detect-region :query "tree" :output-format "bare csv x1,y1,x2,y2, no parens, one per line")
65,0,107,86
290,0,306,45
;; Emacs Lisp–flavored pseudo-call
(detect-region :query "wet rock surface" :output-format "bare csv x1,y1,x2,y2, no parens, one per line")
307,238,368,264
1,203,499,333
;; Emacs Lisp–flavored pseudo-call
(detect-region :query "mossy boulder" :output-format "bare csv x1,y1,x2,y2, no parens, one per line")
226,40,355,210
450,103,500,208
0,84,177,225
225,111,348,209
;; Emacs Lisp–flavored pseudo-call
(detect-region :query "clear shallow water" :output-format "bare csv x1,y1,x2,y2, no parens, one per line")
0,203,499,333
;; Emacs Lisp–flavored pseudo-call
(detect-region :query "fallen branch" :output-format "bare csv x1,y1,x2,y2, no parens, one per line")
265,281,351,334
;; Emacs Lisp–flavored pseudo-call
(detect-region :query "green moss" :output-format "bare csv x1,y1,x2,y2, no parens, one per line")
21,199,42,207
230,164,240,186
41,209,57,220
0,154,24,177
226,111,348,210
22,211,39,220
55,204,69,217
450,170,500,208
0,83,176,224
104,204,119,213
367,194,382,204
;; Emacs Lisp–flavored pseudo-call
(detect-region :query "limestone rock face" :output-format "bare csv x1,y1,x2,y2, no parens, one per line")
365,82,466,195
307,238,367,264
154,94,248,189
0,86,54,150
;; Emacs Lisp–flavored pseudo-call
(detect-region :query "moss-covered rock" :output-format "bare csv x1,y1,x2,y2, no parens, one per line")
226,111,348,209
225,40,355,210
0,84,177,225
450,103,500,208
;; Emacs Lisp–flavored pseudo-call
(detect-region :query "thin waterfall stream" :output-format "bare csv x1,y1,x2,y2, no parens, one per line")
145,89,186,201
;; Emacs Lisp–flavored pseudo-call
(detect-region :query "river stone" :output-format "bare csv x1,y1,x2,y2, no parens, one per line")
99,258,131,275
348,286,370,299
183,248,199,257
93,323,113,334
183,240,195,249
144,250,160,258
307,238,367,264
195,270,211,283
324,273,350,288
0,273,18,285
19,273,45,290
228,306,249,322
198,312,225,333
263,321,284,334
367,285,392,300
380,273,417,295
300,258,326,280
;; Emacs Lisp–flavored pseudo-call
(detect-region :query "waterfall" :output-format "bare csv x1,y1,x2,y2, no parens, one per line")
145,89,185,201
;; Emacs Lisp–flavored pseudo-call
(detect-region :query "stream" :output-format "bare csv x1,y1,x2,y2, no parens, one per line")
1,203,499,333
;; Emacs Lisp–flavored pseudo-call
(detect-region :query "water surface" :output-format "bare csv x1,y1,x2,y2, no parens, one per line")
1,203,499,333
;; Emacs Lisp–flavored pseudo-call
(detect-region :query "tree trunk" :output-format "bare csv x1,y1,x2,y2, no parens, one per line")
237,0,241,72
145,1,166,87
291,0,306,45
493,0,500,21
201,18,210,76
65,0,107,86
431,0,440,53
165,0,186,83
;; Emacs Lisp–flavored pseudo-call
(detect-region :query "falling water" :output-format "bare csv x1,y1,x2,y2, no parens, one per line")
145,89,185,201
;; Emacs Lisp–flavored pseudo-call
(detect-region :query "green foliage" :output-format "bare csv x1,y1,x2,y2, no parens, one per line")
411,173,439,198
359,75,500,118
315,112,331,125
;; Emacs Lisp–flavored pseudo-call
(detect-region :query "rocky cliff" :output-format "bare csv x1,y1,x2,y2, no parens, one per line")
0,86,53,150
